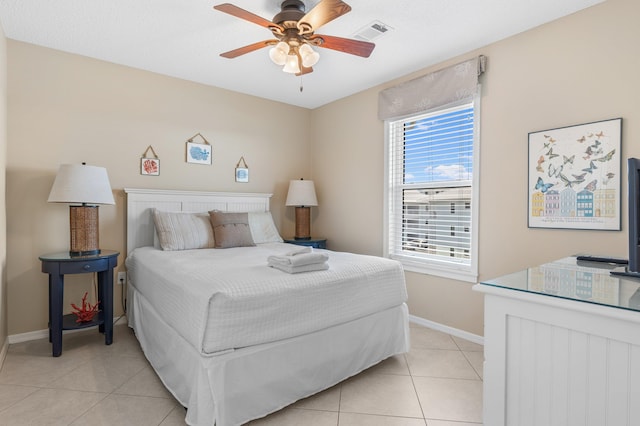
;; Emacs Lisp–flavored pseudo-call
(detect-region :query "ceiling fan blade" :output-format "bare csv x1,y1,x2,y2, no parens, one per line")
214,3,282,31
220,40,276,58
297,0,351,33
311,34,375,58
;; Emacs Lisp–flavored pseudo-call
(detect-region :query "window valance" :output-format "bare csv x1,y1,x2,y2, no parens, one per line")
378,55,486,120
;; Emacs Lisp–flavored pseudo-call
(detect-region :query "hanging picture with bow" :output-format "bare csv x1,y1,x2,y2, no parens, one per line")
235,156,249,183
186,133,212,165
140,145,160,176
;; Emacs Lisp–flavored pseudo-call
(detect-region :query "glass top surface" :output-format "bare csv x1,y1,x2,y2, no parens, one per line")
39,249,119,261
480,257,640,313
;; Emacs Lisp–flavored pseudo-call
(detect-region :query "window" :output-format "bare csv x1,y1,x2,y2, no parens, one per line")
385,101,480,282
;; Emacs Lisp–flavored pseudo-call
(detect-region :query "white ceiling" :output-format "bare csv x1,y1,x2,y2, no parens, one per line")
0,0,604,109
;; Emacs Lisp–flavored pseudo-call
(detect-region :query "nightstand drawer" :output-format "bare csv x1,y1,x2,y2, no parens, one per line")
59,259,109,274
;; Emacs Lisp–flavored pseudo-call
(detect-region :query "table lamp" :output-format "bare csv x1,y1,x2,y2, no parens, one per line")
47,163,115,256
286,179,318,240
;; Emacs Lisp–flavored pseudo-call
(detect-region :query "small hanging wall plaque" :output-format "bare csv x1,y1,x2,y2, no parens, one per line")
140,145,160,176
235,156,249,183
186,133,212,165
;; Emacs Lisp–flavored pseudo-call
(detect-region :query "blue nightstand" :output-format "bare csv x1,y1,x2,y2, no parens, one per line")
284,238,327,249
40,250,119,357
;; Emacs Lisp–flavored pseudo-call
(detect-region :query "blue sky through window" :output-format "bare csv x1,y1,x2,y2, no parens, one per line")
403,105,474,184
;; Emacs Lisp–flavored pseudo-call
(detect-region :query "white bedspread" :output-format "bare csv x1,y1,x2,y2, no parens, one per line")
126,243,407,354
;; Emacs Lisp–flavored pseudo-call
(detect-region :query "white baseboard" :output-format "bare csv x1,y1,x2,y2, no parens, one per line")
7,316,127,345
7,328,48,345
409,314,484,346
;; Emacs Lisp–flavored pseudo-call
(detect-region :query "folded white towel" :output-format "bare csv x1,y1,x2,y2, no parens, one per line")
284,246,312,256
267,252,329,267
269,262,330,274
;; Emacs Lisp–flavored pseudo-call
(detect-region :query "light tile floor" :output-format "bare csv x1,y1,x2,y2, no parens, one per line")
0,321,483,425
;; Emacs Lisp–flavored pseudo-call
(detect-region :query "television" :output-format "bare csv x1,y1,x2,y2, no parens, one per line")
611,157,640,278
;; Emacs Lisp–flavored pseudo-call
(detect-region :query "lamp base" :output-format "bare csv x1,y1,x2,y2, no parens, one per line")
294,206,311,240
69,249,101,257
69,205,101,256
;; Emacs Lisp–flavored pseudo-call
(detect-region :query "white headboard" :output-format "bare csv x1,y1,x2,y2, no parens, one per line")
124,188,273,255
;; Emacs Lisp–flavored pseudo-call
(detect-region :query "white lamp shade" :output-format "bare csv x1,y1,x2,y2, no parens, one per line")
286,179,318,207
282,53,301,74
269,41,289,66
48,164,115,205
299,43,320,67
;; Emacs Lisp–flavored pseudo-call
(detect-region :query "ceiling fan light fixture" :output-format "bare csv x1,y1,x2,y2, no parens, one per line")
299,43,320,67
283,53,301,73
215,0,376,76
269,41,289,65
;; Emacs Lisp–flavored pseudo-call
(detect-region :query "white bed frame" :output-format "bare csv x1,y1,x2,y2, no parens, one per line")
124,188,410,426
125,188,273,254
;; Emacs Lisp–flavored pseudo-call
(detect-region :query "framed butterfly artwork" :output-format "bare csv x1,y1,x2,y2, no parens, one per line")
528,118,622,230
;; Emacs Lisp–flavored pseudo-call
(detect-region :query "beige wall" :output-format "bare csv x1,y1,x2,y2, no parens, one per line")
0,23,7,353
6,42,311,335
311,0,640,335
5,0,639,338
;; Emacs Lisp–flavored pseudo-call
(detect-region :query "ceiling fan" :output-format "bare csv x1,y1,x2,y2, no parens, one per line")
213,0,375,75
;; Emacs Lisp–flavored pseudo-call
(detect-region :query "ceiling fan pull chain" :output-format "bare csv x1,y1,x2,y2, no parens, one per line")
300,76,304,93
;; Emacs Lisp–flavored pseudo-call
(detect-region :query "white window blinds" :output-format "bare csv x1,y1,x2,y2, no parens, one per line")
387,102,478,279
383,55,484,281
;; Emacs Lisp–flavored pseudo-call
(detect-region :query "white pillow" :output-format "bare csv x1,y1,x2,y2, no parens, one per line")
248,211,283,244
153,210,215,250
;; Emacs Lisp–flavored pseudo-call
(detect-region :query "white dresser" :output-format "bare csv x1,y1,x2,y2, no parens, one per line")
474,257,640,426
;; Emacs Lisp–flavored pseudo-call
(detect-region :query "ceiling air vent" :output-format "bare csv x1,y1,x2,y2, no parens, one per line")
353,20,393,42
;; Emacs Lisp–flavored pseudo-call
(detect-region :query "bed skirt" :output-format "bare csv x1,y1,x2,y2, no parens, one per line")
127,282,410,426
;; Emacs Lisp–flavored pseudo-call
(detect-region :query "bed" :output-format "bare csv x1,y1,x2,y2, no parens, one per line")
124,188,410,426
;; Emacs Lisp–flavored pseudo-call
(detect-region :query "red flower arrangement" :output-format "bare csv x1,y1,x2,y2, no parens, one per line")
71,292,100,323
